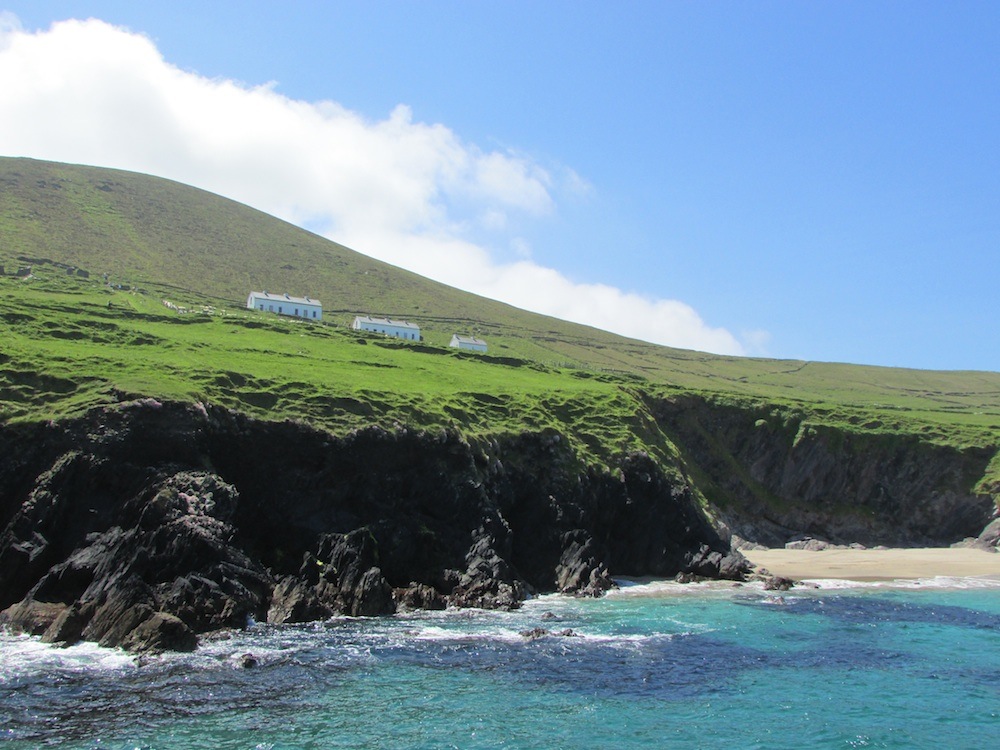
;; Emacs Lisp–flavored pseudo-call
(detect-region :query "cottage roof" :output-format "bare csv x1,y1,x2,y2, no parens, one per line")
451,335,487,346
353,315,420,330
248,291,321,307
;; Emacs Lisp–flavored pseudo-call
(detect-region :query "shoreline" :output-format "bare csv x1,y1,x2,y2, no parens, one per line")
741,546,1000,582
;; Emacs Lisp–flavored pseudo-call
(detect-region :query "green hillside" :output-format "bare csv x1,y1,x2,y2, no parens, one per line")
1,156,999,454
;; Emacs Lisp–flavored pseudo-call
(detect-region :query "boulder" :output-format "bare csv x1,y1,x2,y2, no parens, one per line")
684,545,751,581
785,538,830,551
763,576,795,591
974,518,1000,550
519,627,579,640
119,612,197,654
394,583,446,611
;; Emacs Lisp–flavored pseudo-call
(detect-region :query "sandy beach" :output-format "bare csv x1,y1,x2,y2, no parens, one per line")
742,547,1000,581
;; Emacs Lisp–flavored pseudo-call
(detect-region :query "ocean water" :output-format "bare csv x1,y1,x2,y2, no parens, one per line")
2,577,999,749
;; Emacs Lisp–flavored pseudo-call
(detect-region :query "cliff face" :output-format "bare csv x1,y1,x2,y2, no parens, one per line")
651,394,997,547
2,394,995,653
0,400,742,652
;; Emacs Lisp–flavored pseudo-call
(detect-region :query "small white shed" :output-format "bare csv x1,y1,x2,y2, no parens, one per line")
450,334,488,352
352,315,421,341
247,291,323,321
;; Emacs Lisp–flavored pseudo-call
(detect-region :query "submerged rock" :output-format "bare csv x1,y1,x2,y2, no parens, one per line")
519,627,579,640
763,576,796,591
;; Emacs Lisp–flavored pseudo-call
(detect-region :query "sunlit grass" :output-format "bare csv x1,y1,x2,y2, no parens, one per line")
1,269,673,466
2,267,998,488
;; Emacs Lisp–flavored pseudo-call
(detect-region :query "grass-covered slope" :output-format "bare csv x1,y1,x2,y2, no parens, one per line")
3,156,999,424
1,156,999,499
0,267,664,463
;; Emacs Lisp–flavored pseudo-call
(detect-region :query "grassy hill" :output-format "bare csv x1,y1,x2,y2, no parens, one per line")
1,156,999,489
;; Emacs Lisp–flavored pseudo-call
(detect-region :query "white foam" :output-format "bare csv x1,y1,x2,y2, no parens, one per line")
572,630,688,645
796,574,1000,591
0,631,135,682
398,623,698,649
406,624,527,643
606,574,1000,598
607,578,747,598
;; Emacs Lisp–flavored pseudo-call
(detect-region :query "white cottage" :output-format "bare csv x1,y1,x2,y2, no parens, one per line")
450,334,488,352
352,315,421,341
247,291,322,321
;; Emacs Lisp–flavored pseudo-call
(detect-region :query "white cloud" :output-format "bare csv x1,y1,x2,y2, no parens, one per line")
0,11,22,46
0,16,753,356
470,151,553,214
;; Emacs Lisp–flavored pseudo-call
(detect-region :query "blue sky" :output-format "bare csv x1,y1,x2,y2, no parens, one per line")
1,2,998,371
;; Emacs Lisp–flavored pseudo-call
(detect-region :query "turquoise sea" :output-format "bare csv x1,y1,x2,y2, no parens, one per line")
2,576,999,749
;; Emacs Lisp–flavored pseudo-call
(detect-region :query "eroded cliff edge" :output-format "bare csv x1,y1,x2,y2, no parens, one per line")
0,399,745,653
1,395,995,653
649,394,997,548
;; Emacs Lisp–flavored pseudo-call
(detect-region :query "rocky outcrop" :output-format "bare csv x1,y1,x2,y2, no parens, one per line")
0,469,270,651
977,519,1000,549
953,517,1000,551
6,394,990,653
0,400,745,652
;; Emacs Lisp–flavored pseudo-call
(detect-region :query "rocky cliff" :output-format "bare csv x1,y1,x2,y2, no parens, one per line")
650,393,998,547
2,394,995,653
0,399,744,652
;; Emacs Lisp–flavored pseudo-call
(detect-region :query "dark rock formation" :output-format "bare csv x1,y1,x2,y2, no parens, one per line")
394,583,447,611
650,394,997,547
519,627,578,640
120,612,197,653
0,468,269,652
7,396,989,653
762,576,796,591
554,530,616,597
0,400,746,652
785,537,835,551
975,518,1000,550
267,530,397,623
